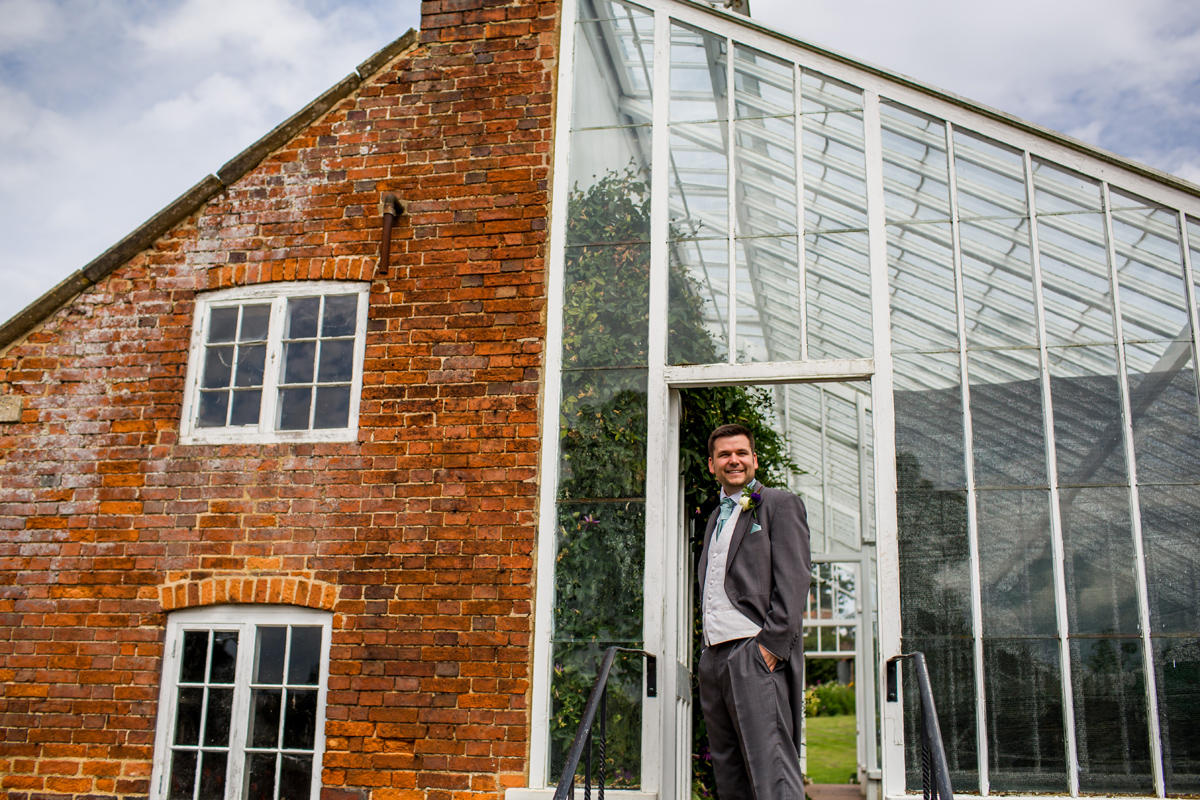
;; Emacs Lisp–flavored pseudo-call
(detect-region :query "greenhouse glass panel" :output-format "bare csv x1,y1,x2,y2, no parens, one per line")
976,489,1057,637
1190,217,1200,311
1059,486,1138,635
887,223,958,352
960,218,1038,348
894,351,966,490
669,122,728,241
1153,637,1200,794
967,348,1047,488
880,103,951,223
983,638,1068,793
901,637,979,792
735,235,801,361
736,115,798,237
1037,213,1114,346
1032,160,1102,215
803,110,868,233
733,44,792,119
1046,345,1127,486
668,241,728,364
1070,638,1154,794
806,230,871,360
801,70,862,115
670,23,724,124
573,3,654,130
953,129,1028,220
1124,339,1200,483
1140,484,1200,635
1111,205,1189,342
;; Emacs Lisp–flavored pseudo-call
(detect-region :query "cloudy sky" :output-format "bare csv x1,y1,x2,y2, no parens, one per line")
2,0,1199,324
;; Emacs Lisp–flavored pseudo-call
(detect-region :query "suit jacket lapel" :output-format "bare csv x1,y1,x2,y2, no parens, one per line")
724,504,755,565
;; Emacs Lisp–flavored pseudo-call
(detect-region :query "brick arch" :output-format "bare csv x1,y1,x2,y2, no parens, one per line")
160,574,338,612
201,261,378,293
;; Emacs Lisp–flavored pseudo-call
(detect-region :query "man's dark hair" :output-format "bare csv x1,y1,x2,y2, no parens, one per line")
707,423,756,457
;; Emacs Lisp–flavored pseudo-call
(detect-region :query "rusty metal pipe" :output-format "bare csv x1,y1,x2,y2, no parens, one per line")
378,193,404,276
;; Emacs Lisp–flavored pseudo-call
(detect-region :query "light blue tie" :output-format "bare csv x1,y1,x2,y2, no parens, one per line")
715,496,736,539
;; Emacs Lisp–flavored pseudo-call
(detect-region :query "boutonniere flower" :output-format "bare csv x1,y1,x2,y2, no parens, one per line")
738,482,763,516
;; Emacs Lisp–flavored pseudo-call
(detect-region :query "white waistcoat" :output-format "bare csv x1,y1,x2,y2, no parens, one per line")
702,501,763,646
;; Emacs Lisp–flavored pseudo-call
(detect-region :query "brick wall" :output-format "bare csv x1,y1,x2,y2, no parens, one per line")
0,0,558,797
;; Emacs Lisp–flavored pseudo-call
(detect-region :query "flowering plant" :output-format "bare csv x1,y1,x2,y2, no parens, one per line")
737,482,763,516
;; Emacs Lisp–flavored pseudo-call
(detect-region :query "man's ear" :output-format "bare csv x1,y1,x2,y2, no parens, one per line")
707,456,715,474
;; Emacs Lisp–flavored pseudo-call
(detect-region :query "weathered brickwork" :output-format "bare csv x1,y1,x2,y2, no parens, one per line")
0,1,558,798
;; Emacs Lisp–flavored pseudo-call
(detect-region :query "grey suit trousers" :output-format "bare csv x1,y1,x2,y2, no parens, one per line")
699,637,804,800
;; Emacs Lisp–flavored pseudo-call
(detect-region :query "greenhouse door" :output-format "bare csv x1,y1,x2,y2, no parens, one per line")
656,378,880,800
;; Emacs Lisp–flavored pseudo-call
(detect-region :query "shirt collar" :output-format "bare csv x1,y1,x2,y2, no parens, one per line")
719,479,757,504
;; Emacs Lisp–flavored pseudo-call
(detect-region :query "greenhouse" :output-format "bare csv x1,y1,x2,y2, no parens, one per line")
532,1,1200,798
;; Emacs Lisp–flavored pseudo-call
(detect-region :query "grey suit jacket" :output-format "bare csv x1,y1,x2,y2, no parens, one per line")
699,484,812,749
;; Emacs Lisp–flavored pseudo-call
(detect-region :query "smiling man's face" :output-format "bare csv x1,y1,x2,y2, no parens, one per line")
708,433,758,495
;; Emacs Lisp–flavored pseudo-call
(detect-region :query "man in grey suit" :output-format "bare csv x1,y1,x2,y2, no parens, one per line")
698,423,811,800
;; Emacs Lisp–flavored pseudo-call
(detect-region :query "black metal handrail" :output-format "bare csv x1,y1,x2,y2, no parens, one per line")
553,646,657,800
887,652,954,800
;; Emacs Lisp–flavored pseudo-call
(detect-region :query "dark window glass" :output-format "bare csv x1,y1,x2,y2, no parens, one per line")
210,631,238,683
174,687,204,746
278,388,312,431
169,751,198,800
198,751,227,800
1125,340,1200,483
235,345,266,387
250,688,283,748
968,349,1046,488
283,690,319,750
208,307,239,343
240,304,271,341
181,631,209,683
1071,638,1153,793
244,752,276,800
1047,345,1127,486
204,687,234,747
286,298,320,339
1141,484,1200,635
229,391,262,427
279,754,313,800
321,295,358,338
317,340,354,383
255,627,287,685
283,342,316,385
1155,637,1200,794
312,387,351,430
977,490,1057,637
1060,487,1138,635
198,392,229,428
901,637,978,792
983,638,1067,792
203,347,234,388
288,628,323,686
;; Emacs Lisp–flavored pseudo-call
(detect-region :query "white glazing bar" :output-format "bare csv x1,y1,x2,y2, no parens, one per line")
726,34,737,364
664,357,873,386
1102,182,1166,797
1180,215,1200,431
945,120,990,796
643,6,672,795
856,392,880,778
1025,151,1080,797
819,387,830,553
861,88,905,799
795,64,809,361
528,0,579,784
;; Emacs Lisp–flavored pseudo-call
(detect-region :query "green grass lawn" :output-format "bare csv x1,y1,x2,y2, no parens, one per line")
806,714,858,784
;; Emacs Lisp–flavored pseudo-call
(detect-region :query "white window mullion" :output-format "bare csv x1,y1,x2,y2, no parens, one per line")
1102,183,1167,798
1027,151,1080,797
725,34,737,364
795,64,808,361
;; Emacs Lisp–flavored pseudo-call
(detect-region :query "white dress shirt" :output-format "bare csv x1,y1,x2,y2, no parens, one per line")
702,488,763,647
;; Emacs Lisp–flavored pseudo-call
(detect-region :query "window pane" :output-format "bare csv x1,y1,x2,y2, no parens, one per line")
893,351,965,490
898,488,970,637
198,751,227,800
1155,637,1200,794
321,294,358,338
181,631,209,683
1112,206,1188,342
277,388,312,431
803,111,867,233
229,390,262,427
286,297,320,339
312,386,351,430
806,230,871,360
255,627,287,684
203,347,234,389
737,235,800,362
670,23,724,124
977,489,1056,636
566,132,652,245
668,241,727,365
574,2,654,131
669,123,727,241
961,218,1038,348
557,369,647,500
282,690,319,750
953,129,1027,220
235,345,266,387
204,687,234,747
1032,160,1101,215
288,627,323,686
1037,213,1113,346
881,103,950,223
278,754,313,800
240,304,271,341
1060,486,1138,634
250,688,283,748
283,342,316,385
888,223,958,352
317,340,354,383
968,348,1046,487
737,116,797,238
900,637,979,792
984,638,1067,792
174,687,204,745
1071,638,1153,793
1125,340,1200,483
734,44,792,119
801,70,861,114
197,391,229,428
562,244,649,370
1047,345,1126,486
210,631,238,683
553,501,644,642
244,752,276,800
1141,484,1200,634
208,307,239,343
169,751,198,800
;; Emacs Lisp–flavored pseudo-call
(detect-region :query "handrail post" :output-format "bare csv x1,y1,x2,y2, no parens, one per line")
886,652,954,800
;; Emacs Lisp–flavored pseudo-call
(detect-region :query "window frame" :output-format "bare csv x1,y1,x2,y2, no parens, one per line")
150,605,333,800
179,282,370,445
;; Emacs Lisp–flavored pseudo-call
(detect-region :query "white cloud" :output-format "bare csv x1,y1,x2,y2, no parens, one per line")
0,0,59,52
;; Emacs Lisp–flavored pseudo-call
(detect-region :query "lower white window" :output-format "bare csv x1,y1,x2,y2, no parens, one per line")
179,282,369,444
151,606,332,800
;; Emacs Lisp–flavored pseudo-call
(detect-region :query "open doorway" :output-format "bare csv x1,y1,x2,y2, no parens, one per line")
676,381,878,800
